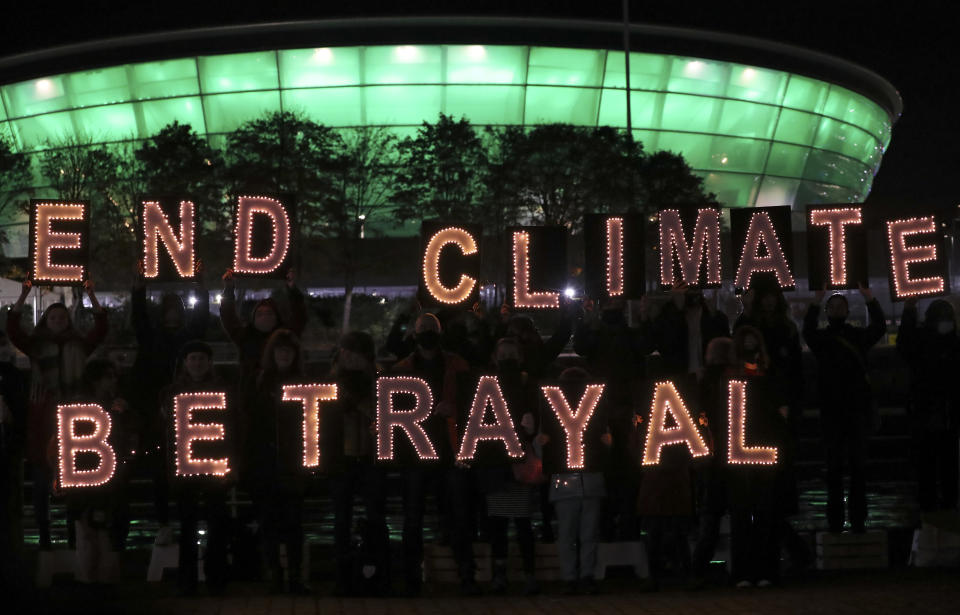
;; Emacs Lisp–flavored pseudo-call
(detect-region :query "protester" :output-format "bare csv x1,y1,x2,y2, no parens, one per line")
690,337,735,588
651,283,730,382
130,261,209,546
736,282,810,570
325,331,390,596
726,326,788,588
574,295,650,541
802,286,885,533
65,358,134,585
0,331,28,594
539,367,612,595
220,268,307,379
7,279,107,549
897,298,960,512
637,379,704,591
390,313,475,596
242,329,311,594
473,337,541,595
162,340,233,596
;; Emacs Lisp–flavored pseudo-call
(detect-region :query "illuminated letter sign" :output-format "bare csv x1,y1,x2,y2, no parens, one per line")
233,195,293,277
727,380,777,465
57,404,117,489
282,383,338,468
642,381,710,465
731,206,795,291
457,375,524,461
658,206,722,288
140,199,196,281
509,227,566,309
376,377,438,461
541,384,605,469
583,214,645,298
886,215,947,300
419,221,482,307
174,391,230,477
29,200,89,285
807,206,867,290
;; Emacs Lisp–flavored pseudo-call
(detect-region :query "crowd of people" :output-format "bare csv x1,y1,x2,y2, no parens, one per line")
0,268,957,599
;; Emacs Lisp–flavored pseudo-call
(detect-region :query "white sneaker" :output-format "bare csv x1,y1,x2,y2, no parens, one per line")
757,579,773,588
155,525,173,546
735,580,753,589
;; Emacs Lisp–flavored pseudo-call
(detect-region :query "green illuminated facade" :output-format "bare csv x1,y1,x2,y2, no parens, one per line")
0,21,898,255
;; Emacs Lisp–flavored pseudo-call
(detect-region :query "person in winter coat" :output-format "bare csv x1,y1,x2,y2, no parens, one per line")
161,340,234,596
63,358,134,585
690,337,735,587
130,261,209,545
574,296,651,541
725,326,789,588
241,329,311,594
636,377,708,591
219,268,306,381
897,298,960,512
0,332,29,595
539,367,612,595
390,313,475,596
650,283,730,383
7,278,107,549
802,286,884,533
472,337,540,595
325,331,390,596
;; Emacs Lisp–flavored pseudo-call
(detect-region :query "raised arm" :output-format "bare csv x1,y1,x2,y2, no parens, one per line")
896,298,920,362
801,290,825,352
6,280,33,354
185,261,209,340
285,269,307,335
218,269,245,345
82,280,109,352
860,285,886,348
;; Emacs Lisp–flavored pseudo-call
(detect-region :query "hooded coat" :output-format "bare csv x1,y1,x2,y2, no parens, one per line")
7,305,108,463
219,288,307,379
897,300,960,432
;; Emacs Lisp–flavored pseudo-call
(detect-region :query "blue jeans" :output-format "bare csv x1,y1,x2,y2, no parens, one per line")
553,497,602,581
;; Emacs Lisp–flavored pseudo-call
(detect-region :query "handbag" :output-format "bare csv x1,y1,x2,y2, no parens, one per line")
512,445,546,485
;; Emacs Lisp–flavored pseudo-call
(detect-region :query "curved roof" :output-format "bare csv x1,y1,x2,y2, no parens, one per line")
0,17,902,120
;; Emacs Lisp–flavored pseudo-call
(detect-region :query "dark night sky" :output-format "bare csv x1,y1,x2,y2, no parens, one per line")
0,1,954,216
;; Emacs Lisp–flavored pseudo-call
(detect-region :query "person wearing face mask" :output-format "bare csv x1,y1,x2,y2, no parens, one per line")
325,331,390,596
63,358,133,586
471,337,540,595
130,261,209,547
7,278,107,550
725,327,789,588
0,331,28,596
897,298,960,513
161,340,235,596
241,329,311,594
390,313,475,596
574,296,651,541
802,285,885,533
219,268,306,381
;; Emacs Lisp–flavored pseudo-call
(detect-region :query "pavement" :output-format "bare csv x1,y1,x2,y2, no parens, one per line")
14,569,960,615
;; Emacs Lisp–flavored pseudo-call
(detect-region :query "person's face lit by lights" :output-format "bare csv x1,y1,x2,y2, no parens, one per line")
45,307,70,335
184,351,211,382
254,305,278,333
826,295,849,321
273,345,296,372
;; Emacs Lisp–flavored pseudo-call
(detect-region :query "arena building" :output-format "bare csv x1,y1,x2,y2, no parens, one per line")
0,17,901,255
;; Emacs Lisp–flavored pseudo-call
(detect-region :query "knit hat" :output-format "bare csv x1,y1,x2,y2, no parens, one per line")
180,339,213,360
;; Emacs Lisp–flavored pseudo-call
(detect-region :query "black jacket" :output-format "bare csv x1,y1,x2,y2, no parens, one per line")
802,299,884,408
897,304,960,432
